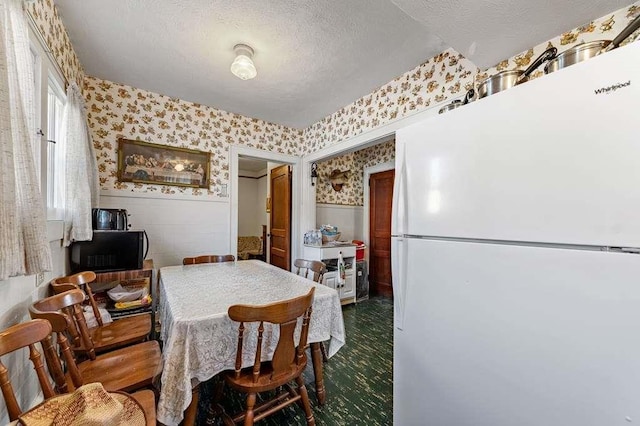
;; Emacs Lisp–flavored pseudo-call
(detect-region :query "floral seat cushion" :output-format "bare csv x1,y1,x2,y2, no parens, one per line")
238,236,263,260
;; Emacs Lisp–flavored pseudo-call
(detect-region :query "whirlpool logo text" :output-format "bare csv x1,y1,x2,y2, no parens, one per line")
594,80,631,95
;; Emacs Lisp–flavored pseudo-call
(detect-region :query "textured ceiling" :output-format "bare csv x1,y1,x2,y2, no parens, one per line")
238,157,267,173
54,0,445,129
391,0,632,69
54,0,631,129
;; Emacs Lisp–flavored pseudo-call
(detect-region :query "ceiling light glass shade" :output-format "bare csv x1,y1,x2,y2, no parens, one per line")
231,44,257,80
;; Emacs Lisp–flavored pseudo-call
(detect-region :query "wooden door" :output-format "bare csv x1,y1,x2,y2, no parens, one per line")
269,164,292,271
369,169,395,297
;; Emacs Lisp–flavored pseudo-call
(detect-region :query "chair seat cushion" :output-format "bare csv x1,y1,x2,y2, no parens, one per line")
92,314,152,353
72,340,162,393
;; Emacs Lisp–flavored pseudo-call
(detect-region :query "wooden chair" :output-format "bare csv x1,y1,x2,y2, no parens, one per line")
0,319,156,424
294,259,329,361
183,254,236,265
294,259,326,283
50,271,152,356
214,288,316,426
29,289,162,394
0,319,66,421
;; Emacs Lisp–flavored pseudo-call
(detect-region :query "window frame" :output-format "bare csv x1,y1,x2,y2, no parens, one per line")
28,25,67,220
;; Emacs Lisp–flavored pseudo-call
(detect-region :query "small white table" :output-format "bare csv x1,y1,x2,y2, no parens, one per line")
303,243,357,303
156,260,346,426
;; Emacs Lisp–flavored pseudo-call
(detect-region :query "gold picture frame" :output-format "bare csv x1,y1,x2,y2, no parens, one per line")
117,138,211,188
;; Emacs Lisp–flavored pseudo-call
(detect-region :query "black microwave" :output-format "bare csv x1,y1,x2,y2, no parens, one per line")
70,230,148,273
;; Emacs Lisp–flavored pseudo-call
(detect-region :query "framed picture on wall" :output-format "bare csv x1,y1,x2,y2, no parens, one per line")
117,138,211,188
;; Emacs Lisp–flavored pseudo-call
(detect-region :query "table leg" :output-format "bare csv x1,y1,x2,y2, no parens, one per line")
310,342,326,405
183,384,200,426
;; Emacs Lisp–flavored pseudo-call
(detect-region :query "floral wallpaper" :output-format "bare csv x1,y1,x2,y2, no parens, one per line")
25,0,304,199
478,2,640,83
303,48,477,155
312,1,639,205
84,77,304,197
315,140,395,205
304,3,639,153
29,0,639,202
26,0,85,88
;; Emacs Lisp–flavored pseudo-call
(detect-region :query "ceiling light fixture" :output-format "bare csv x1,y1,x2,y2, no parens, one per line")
231,44,257,80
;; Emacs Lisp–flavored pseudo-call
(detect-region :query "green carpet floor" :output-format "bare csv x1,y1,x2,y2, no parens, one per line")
197,297,394,425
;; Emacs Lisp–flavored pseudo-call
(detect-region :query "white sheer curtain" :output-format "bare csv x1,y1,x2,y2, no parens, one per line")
0,0,52,280
62,82,99,247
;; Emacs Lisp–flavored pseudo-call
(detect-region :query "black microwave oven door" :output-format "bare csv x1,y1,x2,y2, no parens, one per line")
70,231,144,273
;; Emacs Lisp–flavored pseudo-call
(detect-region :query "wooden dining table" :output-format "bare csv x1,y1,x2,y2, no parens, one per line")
155,260,346,426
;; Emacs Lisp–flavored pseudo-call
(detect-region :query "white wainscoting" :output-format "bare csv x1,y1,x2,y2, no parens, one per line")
100,193,231,268
0,220,65,425
316,204,364,242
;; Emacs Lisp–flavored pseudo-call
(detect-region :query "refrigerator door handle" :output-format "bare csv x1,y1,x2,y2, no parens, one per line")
391,237,407,330
392,143,407,236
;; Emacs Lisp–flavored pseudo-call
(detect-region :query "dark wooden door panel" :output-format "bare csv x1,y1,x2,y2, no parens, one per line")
270,164,291,271
369,169,395,297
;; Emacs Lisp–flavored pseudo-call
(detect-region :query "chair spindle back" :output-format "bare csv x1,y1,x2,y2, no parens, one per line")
294,259,326,283
29,289,96,384
51,271,102,327
228,288,315,382
0,319,67,421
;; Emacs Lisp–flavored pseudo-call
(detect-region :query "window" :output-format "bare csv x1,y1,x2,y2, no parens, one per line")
29,25,67,220
47,79,66,217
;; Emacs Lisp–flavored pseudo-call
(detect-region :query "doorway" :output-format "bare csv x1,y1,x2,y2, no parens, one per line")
237,157,269,261
230,146,301,269
368,169,395,297
309,141,396,300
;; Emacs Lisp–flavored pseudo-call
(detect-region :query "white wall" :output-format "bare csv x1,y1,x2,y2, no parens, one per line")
99,193,231,268
238,177,260,236
0,221,65,424
316,204,364,242
238,166,269,237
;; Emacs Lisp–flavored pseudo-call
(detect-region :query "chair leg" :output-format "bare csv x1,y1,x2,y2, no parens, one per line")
244,393,257,426
296,376,316,426
320,342,328,363
212,380,235,425
213,379,225,404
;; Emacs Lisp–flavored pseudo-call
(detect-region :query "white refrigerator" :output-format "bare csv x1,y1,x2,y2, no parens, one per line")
392,41,640,426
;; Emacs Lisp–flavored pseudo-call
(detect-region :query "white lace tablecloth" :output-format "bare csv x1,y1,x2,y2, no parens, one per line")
156,260,346,425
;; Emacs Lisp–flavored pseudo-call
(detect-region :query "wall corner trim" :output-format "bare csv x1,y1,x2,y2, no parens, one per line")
98,189,230,203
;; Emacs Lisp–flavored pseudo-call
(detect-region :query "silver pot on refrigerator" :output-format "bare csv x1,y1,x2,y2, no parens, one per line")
477,47,557,98
438,89,476,114
545,15,640,73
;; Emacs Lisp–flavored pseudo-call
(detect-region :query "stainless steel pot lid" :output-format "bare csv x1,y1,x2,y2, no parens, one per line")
545,40,610,74
477,70,525,99
477,47,557,98
438,100,463,114
546,15,640,74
